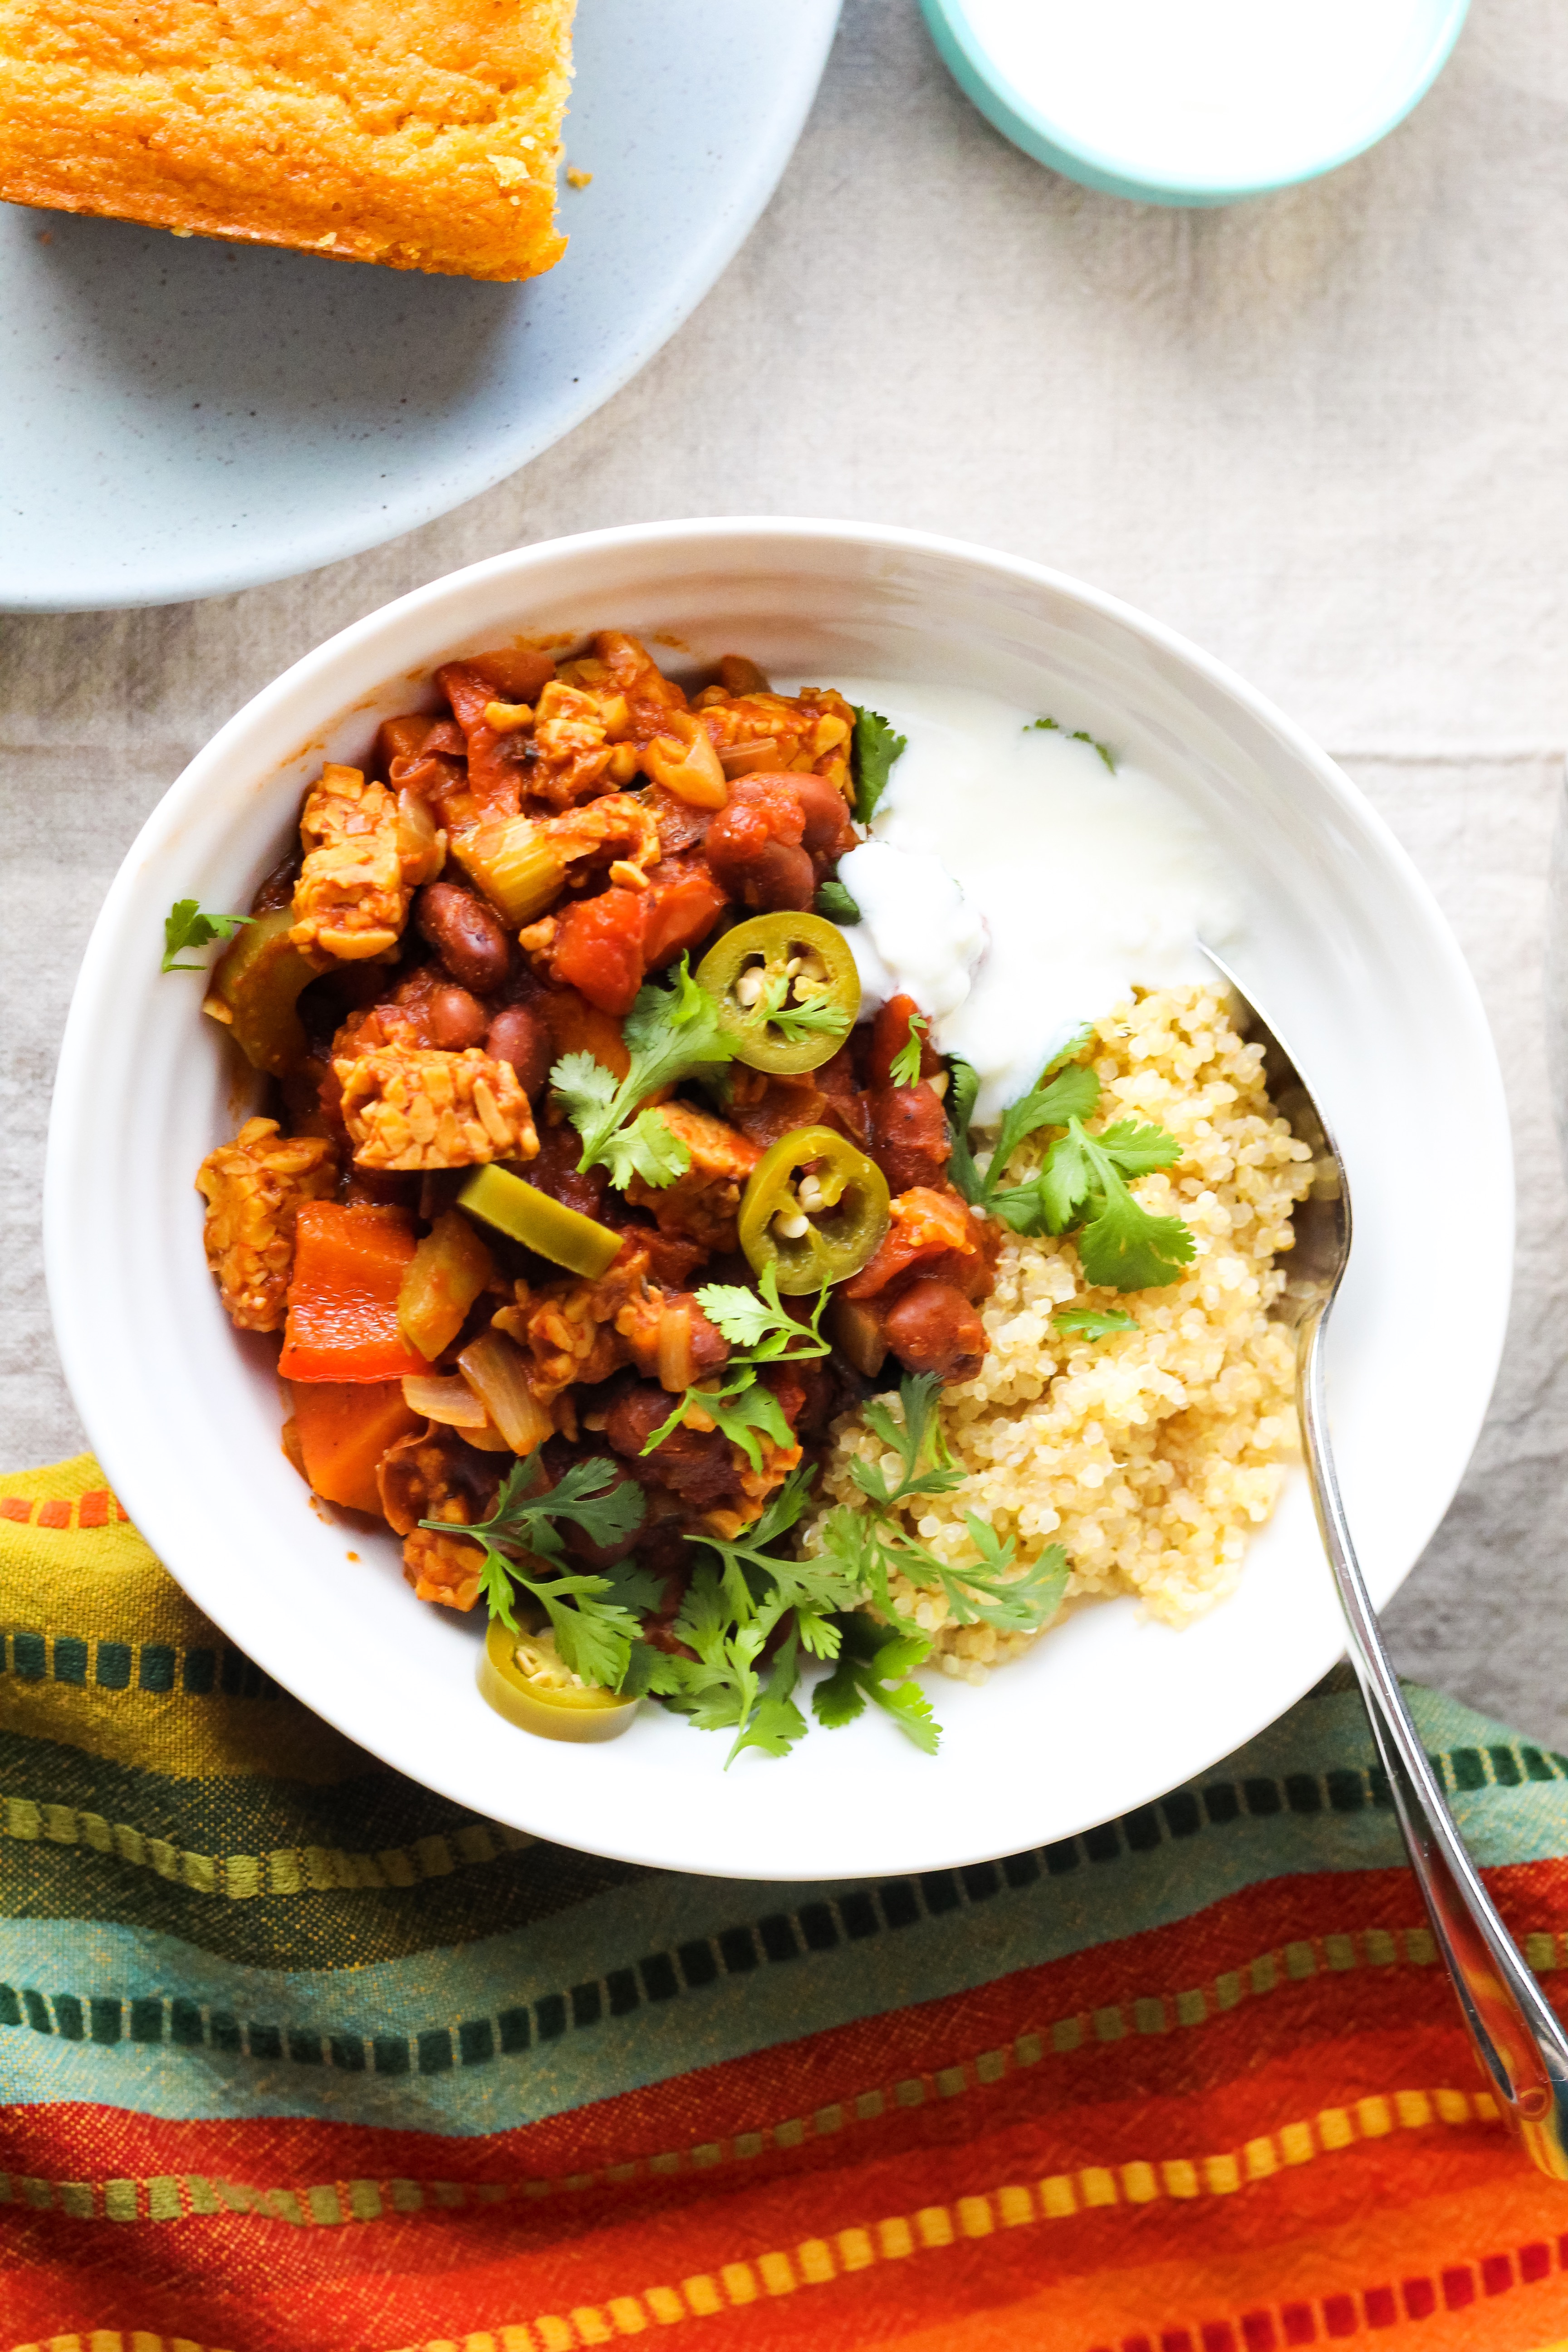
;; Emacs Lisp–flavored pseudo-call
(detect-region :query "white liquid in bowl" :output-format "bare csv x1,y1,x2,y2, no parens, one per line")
964,0,1439,186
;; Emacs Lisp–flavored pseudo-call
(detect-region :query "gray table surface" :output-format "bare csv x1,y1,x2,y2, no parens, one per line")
4,0,1566,1738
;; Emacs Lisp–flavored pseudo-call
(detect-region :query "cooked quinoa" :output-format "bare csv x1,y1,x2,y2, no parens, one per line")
806,985,1317,1681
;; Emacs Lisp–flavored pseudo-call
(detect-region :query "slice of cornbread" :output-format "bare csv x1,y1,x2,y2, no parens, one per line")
0,0,575,281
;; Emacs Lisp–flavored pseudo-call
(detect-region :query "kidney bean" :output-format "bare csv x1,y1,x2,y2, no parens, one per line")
793,770,857,859
463,647,557,702
867,994,943,1089
641,854,730,968
528,1123,617,1222
704,776,815,912
485,1001,553,1098
416,882,512,993
869,1082,951,1194
250,845,302,915
717,653,770,695
604,1380,736,1505
428,985,488,1050
883,1280,987,1383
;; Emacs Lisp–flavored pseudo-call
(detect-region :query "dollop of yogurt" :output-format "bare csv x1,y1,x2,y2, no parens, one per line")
838,840,987,1024
816,679,1240,1126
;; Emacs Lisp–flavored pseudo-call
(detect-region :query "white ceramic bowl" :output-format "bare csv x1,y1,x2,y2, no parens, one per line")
46,519,1511,1881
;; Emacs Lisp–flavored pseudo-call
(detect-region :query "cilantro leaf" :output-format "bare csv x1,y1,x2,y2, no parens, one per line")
1054,1306,1137,1340
552,956,736,1189
1076,1172,1195,1291
851,706,906,823
850,1372,964,1508
812,1616,940,1753
925,1525,1071,1634
618,1638,685,1700
945,1057,985,1208
943,1041,1101,1224
645,1274,832,1469
701,1382,797,1475
813,877,862,925
1034,1122,1094,1233
162,897,252,973
1024,715,1116,772
1061,1119,1194,1291
667,1469,872,1761
814,1504,916,1636
756,973,853,1049
729,1627,808,1764
888,1012,929,1090
1090,1118,1183,1176
598,1107,693,1191
480,1454,646,1559
696,1261,811,1352
990,1062,1101,1180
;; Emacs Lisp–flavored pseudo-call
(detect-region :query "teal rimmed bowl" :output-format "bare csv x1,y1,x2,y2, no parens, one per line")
920,0,1470,207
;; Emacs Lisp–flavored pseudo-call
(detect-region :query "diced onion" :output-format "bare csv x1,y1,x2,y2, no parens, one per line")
656,1299,695,1392
457,1331,554,1455
397,788,446,881
402,1372,487,1427
644,712,728,808
719,735,780,778
401,1371,514,1450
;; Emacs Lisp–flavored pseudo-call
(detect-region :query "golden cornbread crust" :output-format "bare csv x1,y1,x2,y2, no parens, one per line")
0,0,575,281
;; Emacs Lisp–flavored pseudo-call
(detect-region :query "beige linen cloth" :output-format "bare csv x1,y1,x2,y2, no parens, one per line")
2,0,1566,1730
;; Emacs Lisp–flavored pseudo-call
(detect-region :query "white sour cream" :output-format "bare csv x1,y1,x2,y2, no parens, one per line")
825,680,1238,1126
962,0,1434,190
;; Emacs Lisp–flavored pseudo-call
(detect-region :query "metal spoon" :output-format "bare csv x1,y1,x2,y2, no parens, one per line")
1201,944,1568,2177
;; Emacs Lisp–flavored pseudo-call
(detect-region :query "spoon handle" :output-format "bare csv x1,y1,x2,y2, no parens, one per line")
1297,1301,1568,2176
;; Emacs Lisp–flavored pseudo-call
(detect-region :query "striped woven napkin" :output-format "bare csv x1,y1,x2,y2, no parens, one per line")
3,1452,1568,2352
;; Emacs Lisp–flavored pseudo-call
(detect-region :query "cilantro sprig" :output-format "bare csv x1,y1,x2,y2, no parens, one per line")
162,897,253,973
641,1267,831,1473
888,1012,929,1089
850,706,906,823
426,1455,664,1693
660,1467,864,1764
809,1374,1071,1741
946,1035,1194,1292
1024,715,1116,773
551,956,737,1190
945,1042,1098,1215
1023,1118,1195,1290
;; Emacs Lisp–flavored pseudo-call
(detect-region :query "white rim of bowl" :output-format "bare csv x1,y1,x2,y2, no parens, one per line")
45,515,1513,1872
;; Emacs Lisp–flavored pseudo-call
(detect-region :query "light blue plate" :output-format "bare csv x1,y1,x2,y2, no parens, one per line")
0,1,839,612
920,0,1469,208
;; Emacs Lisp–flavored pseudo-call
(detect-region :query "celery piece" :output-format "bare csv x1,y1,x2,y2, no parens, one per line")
458,1165,623,1279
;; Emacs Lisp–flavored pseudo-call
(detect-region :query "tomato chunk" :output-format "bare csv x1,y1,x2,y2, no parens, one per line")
843,1185,990,1302
551,888,648,1016
642,858,729,969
